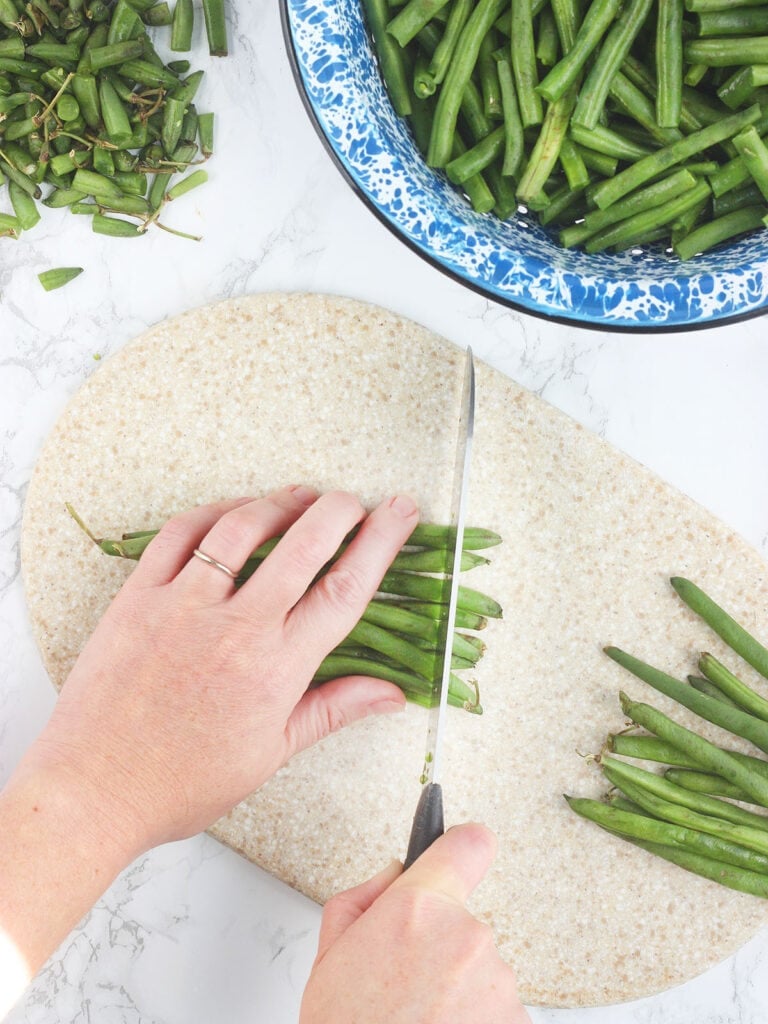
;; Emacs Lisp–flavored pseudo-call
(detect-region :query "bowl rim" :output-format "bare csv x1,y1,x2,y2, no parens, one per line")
279,0,768,334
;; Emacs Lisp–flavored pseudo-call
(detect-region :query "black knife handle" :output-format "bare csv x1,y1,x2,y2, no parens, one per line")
404,783,445,869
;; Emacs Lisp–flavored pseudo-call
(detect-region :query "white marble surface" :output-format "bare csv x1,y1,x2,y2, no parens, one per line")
2,1,768,1020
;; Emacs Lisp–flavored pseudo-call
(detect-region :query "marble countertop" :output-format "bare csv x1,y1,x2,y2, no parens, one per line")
2,1,768,1021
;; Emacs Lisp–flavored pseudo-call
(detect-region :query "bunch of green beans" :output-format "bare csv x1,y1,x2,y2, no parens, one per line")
66,503,504,714
364,0,768,258
0,0,227,253
568,576,768,899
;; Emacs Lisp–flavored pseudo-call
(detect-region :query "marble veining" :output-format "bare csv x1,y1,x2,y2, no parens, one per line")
2,0,768,1020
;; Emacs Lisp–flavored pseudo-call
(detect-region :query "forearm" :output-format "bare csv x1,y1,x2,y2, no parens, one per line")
0,761,135,1018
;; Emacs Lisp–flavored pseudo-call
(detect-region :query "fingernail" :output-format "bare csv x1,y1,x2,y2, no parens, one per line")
389,494,417,518
289,485,318,505
368,699,405,716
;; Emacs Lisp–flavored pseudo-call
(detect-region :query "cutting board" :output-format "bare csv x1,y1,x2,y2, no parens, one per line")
21,292,768,1007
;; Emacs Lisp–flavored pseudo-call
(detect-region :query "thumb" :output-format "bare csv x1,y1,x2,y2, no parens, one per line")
283,676,405,756
315,858,403,962
395,822,497,905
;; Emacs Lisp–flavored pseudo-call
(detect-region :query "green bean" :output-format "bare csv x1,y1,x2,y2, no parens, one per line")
142,2,172,26
608,645,768,754
602,754,768,830
671,577,768,680
492,57,522,177
631,836,768,898
91,212,142,235
426,0,505,166
478,31,502,119
585,179,711,251
609,732,768,781
698,10,768,37
572,0,654,130
37,266,83,290
117,57,178,87
171,0,193,52
91,144,115,177
685,0,766,9
566,796,768,874
107,0,141,43
8,180,39,229
718,65,768,111
165,167,206,200
608,732,702,767
699,652,768,722
656,0,683,128
97,75,132,145
398,601,488,631
537,0,622,104
313,654,481,713
42,187,87,207
0,159,41,199
517,85,577,203
590,104,760,210
201,0,227,56
712,181,764,216
445,125,504,184
665,768,756,804
558,137,590,191
569,122,654,161
608,72,682,146
377,570,503,618
538,183,586,225
731,125,768,200
387,0,451,48
414,0,472,98
26,42,80,64
618,691,768,806
510,0,542,128
345,618,437,681
0,211,20,235
362,0,411,115
688,674,743,707
674,204,767,258
550,0,580,52
685,37,768,67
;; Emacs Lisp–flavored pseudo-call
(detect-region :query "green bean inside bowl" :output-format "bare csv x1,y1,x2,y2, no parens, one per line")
363,0,768,260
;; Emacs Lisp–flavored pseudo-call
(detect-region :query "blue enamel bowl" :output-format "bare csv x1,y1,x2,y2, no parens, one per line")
280,0,768,332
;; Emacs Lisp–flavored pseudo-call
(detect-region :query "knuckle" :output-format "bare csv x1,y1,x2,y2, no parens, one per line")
318,562,369,613
207,509,251,552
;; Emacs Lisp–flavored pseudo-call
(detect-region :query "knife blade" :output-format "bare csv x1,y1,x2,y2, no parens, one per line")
403,345,475,869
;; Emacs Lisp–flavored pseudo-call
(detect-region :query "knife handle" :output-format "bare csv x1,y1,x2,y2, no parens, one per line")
404,783,444,869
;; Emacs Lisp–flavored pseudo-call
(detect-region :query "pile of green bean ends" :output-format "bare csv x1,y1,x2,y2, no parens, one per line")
364,0,768,257
66,503,503,714
568,576,768,899
0,0,227,243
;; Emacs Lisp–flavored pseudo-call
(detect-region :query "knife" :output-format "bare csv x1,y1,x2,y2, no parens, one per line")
403,345,475,869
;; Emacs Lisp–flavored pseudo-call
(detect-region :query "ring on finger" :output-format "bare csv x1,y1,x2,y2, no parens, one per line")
192,547,238,580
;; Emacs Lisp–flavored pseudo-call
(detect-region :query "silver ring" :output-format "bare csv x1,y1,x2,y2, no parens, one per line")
192,548,238,580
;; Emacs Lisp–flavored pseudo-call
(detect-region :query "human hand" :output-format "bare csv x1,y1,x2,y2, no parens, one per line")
300,824,531,1024
18,486,418,859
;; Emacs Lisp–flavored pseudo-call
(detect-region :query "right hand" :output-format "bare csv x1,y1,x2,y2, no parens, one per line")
300,824,532,1023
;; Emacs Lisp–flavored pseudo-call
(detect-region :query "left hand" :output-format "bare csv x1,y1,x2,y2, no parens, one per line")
17,485,418,859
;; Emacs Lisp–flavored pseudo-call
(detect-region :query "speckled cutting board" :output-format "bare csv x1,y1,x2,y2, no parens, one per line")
21,292,768,1008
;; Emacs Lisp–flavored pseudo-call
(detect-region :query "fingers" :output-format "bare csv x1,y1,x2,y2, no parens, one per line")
174,485,319,601
315,858,403,963
236,490,369,615
282,676,405,759
284,494,419,662
128,497,254,587
395,823,497,906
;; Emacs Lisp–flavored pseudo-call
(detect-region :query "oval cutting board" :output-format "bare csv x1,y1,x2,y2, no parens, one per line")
21,292,768,1007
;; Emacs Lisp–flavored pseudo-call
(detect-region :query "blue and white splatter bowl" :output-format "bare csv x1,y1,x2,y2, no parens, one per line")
280,0,768,332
